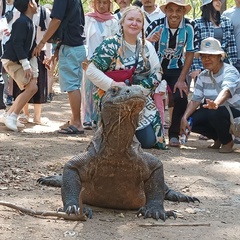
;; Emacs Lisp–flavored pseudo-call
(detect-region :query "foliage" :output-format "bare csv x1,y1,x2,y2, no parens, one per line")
40,0,236,18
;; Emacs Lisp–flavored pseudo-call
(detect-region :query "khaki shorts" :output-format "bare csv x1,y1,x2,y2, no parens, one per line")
3,58,38,90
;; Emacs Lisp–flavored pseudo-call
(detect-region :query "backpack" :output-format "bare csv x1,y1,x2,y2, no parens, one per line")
5,6,14,23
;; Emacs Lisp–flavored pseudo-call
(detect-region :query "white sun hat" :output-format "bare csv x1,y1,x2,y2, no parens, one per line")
195,37,225,58
201,0,225,7
201,0,212,7
160,0,191,15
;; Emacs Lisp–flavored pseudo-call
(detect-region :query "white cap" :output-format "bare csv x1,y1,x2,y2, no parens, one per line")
195,37,225,58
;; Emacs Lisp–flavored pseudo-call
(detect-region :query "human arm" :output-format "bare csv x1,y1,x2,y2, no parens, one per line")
33,18,61,56
174,51,194,97
180,100,200,135
86,62,126,91
146,28,162,43
203,89,231,110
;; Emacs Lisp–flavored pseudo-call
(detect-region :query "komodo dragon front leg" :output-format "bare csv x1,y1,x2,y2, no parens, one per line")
137,167,175,221
61,154,93,219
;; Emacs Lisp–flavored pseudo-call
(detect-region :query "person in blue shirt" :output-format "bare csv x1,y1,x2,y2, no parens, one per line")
145,0,196,147
34,0,86,135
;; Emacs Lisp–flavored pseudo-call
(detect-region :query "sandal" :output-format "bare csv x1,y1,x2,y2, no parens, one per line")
169,137,180,147
199,134,209,140
208,139,221,149
18,114,29,124
219,140,234,153
58,125,84,135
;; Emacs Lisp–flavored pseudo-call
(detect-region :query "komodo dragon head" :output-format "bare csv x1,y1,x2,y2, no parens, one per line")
95,86,146,151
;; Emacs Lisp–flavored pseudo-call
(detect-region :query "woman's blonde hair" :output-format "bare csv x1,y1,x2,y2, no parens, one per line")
119,6,148,67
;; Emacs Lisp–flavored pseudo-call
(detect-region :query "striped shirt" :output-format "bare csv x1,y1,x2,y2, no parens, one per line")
192,63,240,111
145,17,196,70
191,16,237,71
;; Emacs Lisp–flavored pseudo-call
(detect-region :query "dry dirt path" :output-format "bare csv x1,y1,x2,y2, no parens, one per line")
0,89,240,240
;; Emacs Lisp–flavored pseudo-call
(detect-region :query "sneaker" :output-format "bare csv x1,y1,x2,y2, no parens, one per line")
0,110,6,123
234,137,240,144
6,95,13,106
83,122,92,130
1,112,25,128
4,114,18,131
47,93,54,103
92,120,97,128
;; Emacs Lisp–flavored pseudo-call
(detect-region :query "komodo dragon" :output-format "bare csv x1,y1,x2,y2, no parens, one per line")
37,85,199,221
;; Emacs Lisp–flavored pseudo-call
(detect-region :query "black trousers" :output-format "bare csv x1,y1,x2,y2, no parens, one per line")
163,69,188,139
191,105,240,145
0,40,5,109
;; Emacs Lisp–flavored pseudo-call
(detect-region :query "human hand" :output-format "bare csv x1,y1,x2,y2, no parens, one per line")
24,68,33,81
147,28,162,43
111,81,126,87
190,70,200,80
33,41,45,57
174,80,188,98
3,28,10,36
202,99,219,110
180,117,189,136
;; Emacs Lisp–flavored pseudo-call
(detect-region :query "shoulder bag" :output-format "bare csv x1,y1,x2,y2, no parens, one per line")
104,41,140,85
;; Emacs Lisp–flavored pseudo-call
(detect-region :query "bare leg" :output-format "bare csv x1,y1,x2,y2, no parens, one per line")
22,103,30,116
68,89,83,131
7,79,38,115
33,104,42,123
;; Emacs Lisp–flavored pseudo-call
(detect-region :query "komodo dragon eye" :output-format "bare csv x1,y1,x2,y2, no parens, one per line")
111,86,119,96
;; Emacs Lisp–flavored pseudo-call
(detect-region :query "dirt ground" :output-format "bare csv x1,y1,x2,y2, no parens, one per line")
0,85,240,240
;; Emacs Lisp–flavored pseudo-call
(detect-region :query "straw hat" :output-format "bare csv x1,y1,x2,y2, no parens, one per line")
160,0,191,14
195,37,225,58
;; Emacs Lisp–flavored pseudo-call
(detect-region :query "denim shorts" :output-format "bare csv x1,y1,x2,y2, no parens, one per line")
59,45,86,92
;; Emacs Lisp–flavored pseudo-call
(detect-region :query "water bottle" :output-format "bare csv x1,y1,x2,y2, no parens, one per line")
180,117,193,144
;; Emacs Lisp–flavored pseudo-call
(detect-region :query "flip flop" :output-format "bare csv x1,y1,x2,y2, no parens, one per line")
169,137,180,147
58,125,84,134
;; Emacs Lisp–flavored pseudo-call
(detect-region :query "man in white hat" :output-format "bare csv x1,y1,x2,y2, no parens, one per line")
145,0,196,147
180,37,240,153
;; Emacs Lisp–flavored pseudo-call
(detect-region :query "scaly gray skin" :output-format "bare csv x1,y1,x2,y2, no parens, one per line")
38,86,199,221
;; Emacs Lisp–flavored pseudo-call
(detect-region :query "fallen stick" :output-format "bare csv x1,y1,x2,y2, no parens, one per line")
0,188,87,221
139,222,211,227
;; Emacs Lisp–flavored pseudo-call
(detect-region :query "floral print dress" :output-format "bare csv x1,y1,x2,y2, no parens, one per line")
90,34,167,149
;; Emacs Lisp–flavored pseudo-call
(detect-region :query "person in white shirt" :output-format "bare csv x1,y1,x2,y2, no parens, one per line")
114,0,132,20
141,0,166,129
82,0,119,130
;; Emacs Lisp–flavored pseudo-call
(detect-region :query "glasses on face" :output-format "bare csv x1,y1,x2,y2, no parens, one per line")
200,54,217,60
